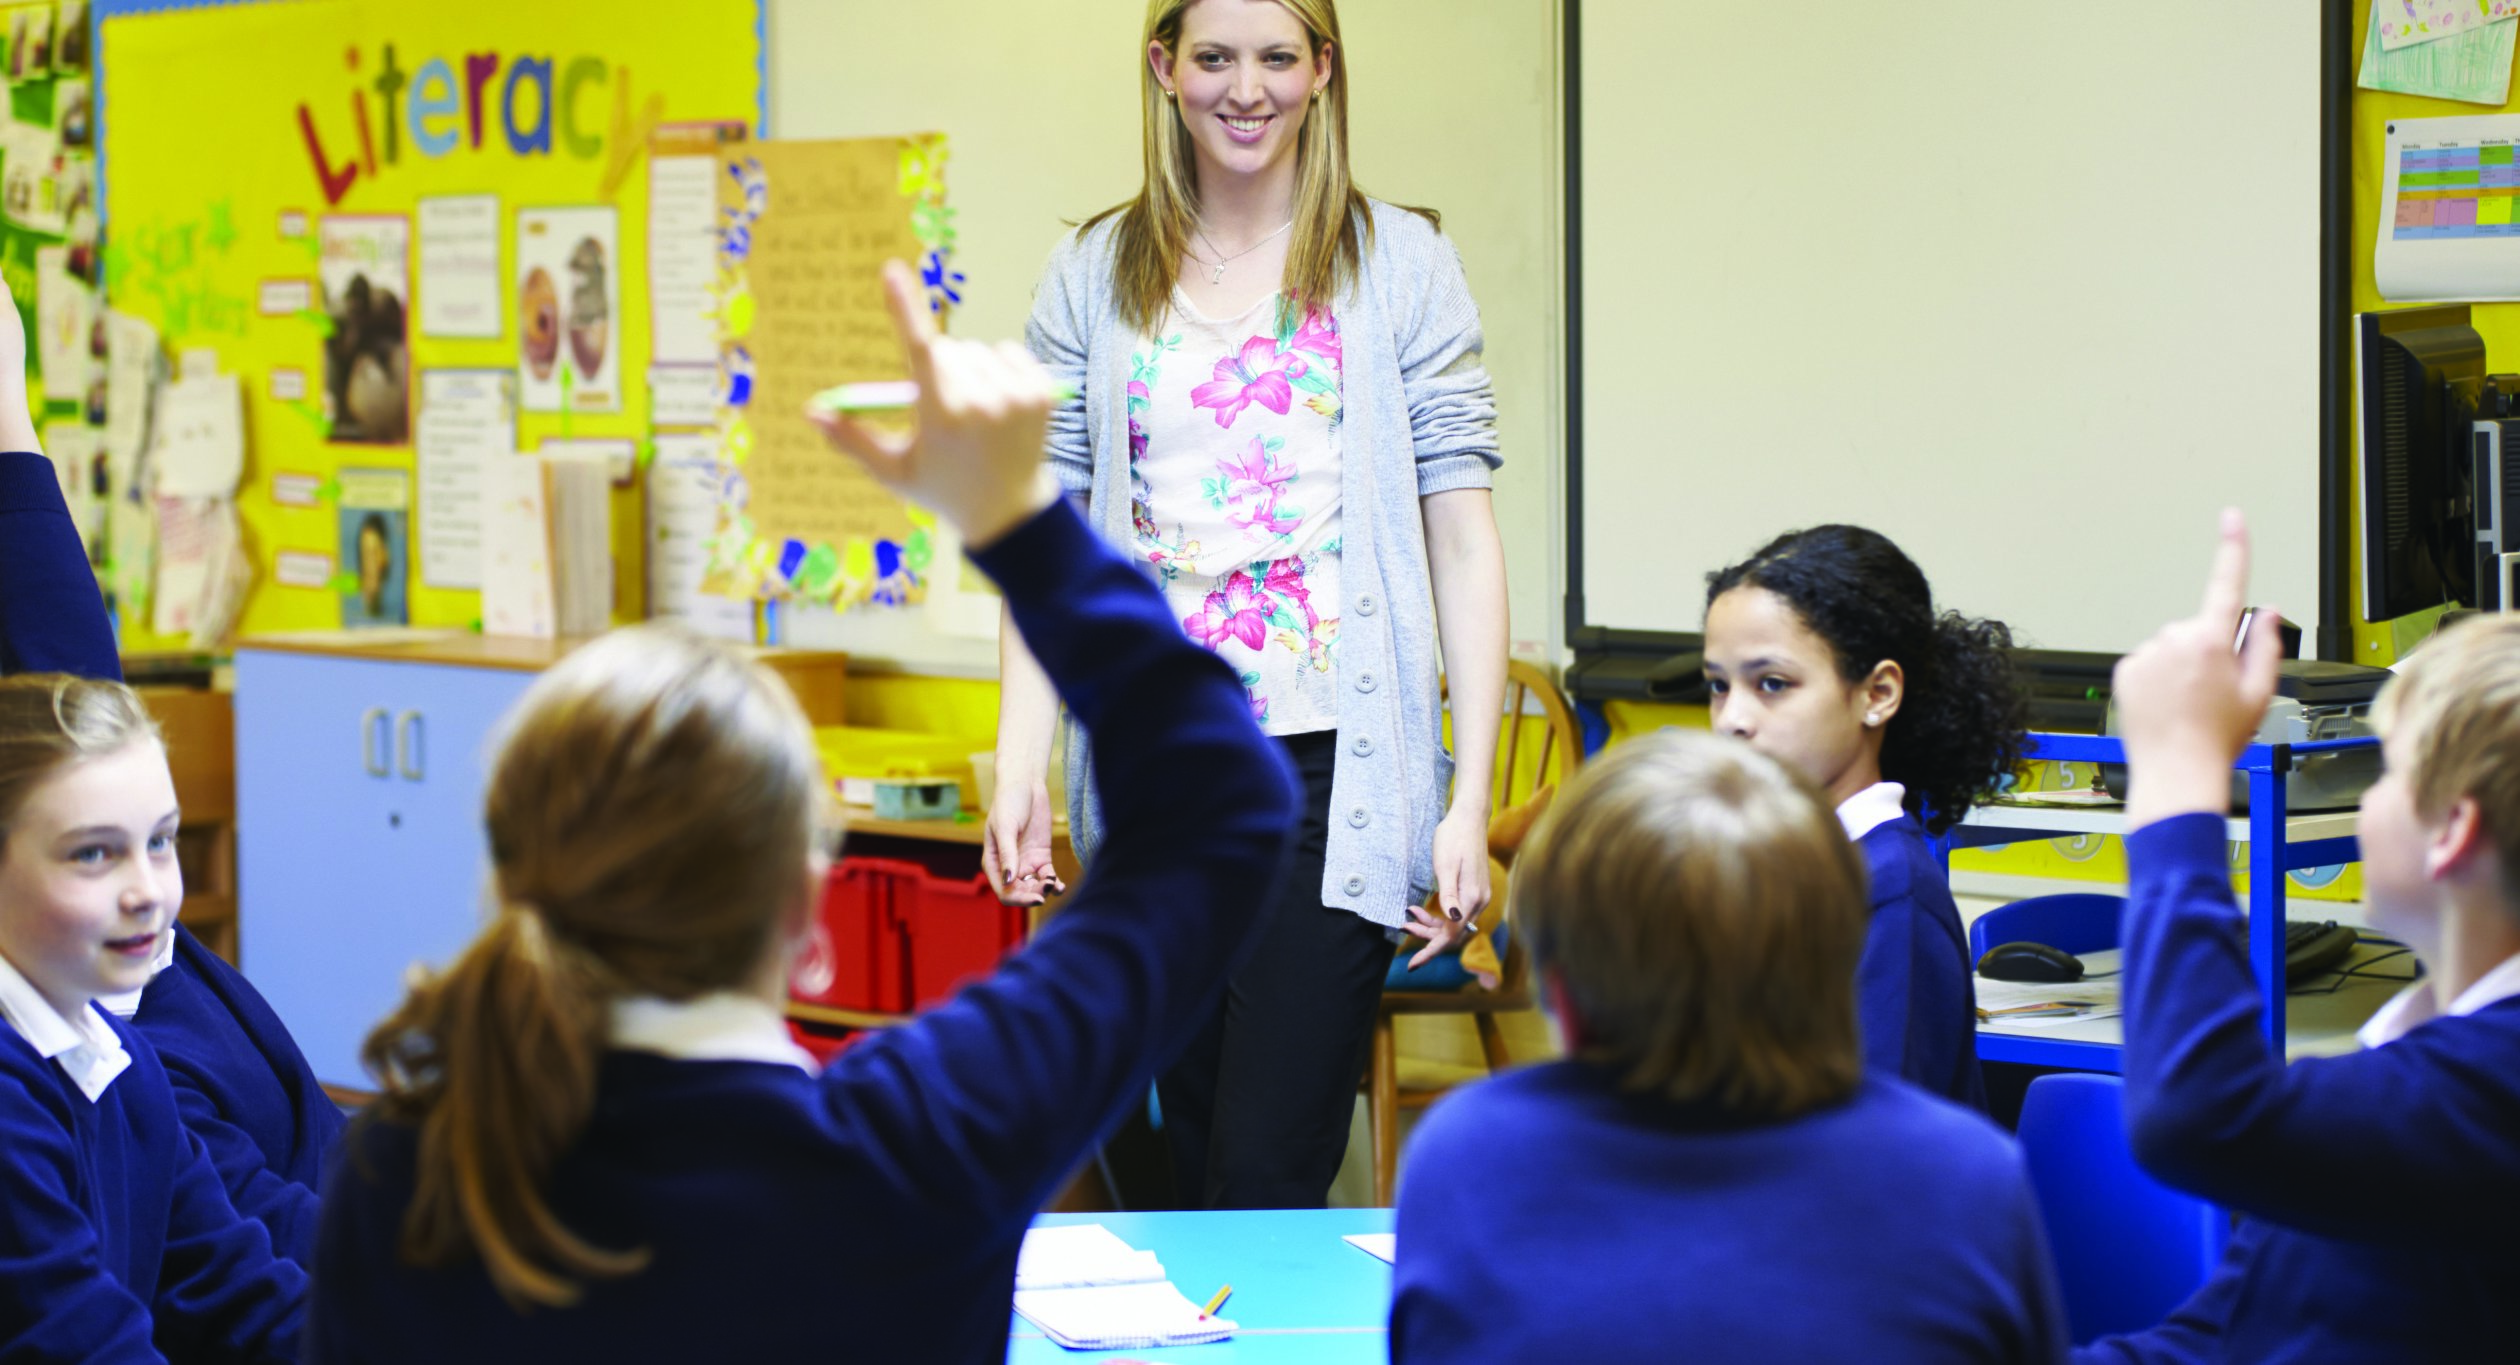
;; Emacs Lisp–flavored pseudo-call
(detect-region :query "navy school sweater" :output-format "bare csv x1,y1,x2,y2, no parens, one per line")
1392,1062,2069,1363
308,497,1300,1363
2077,815,2520,1364
132,925,347,1266
0,1006,305,1362
0,448,120,680
1856,814,1989,1111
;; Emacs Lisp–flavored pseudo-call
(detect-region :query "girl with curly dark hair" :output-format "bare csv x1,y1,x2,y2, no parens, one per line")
1701,525,2027,1110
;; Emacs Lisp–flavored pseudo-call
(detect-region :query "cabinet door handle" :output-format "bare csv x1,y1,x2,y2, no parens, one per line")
361,708,389,777
396,711,425,782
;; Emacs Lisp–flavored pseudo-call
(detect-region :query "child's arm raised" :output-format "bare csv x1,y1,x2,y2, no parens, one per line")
2111,516,2520,1236
808,265,1297,1226
0,276,118,680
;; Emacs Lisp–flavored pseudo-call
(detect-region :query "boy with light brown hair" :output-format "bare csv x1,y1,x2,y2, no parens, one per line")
2085,513,2520,1363
1392,729,2066,1363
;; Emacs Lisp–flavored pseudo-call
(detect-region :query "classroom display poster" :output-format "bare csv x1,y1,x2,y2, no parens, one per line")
318,215,411,443
2377,114,2520,301
516,205,619,413
703,134,954,612
99,0,758,637
336,467,410,627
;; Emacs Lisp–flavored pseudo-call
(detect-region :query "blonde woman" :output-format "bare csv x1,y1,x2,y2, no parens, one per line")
994,0,1510,1210
306,264,1299,1358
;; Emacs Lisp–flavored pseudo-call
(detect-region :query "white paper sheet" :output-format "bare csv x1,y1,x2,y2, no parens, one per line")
647,434,754,641
151,496,214,636
103,311,159,469
151,372,244,499
647,154,720,365
647,362,718,427
480,454,555,639
34,244,91,402
1344,1233,1397,1264
2376,113,2520,301
414,369,512,589
418,195,502,338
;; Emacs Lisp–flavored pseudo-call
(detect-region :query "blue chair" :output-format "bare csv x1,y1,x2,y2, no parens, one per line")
2016,1073,2228,1344
1969,892,2123,961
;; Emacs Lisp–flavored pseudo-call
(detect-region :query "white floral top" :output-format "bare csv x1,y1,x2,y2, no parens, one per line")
1129,290,1344,735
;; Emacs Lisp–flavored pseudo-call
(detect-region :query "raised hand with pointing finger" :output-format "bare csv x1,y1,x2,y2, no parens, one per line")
2111,508,2285,831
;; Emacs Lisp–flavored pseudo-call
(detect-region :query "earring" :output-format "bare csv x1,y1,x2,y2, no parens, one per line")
1162,87,1176,100
1864,714,1882,728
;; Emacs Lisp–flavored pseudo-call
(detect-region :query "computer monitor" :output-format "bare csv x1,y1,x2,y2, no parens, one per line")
2357,307,2484,623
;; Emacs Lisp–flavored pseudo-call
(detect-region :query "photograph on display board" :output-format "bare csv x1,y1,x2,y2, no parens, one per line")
337,468,411,628
319,214,412,443
516,206,619,413
57,78,90,149
54,1,85,73
10,5,51,81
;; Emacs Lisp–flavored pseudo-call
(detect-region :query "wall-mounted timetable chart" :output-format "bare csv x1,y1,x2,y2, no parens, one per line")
2380,115,2520,301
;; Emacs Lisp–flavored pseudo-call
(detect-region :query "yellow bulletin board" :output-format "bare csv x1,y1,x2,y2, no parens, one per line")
98,0,759,639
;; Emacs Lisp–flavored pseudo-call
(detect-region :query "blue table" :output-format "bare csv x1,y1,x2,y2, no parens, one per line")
1008,1208,1394,1363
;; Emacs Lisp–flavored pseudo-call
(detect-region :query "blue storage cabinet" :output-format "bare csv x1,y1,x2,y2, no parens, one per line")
234,648,535,1088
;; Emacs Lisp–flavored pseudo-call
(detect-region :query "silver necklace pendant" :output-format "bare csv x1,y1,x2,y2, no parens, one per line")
1209,260,1228,284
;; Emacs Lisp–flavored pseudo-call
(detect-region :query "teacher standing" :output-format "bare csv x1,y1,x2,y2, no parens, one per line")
991,0,1509,1209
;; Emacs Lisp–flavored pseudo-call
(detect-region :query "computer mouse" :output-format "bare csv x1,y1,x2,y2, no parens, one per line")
1975,940,2085,984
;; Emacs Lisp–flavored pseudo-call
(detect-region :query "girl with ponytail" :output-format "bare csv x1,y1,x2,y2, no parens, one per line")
310,262,1299,1361
1702,525,2027,1110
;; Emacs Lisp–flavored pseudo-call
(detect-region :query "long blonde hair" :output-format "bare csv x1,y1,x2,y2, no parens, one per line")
1093,0,1425,334
360,625,827,1310
0,675,161,848
1513,731,1869,1120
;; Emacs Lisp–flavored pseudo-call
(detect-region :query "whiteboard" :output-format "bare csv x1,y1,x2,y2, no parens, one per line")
1572,0,2322,653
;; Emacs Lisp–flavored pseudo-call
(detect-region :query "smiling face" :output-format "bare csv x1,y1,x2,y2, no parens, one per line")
1152,0,1330,194
0,741,181,1018
1703,586,1897,810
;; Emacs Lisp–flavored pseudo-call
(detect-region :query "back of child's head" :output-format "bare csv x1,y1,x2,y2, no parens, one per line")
1706,524,2025,833
361,624,827,1310
0,673,159,847
1513,729,1868,1120
2376,614,2520,907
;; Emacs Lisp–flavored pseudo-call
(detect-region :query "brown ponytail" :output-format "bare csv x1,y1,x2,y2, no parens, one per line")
359,625,828,1310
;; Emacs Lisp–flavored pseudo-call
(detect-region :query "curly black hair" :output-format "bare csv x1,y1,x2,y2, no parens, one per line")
1706,526,2026,835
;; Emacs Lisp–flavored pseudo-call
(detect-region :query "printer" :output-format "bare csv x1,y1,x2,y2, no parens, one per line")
2099,661,2390,813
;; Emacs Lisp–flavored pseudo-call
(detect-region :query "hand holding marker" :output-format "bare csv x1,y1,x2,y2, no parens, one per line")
811,378,1081,414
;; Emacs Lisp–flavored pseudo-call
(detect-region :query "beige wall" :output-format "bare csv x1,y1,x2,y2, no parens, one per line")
767,0,1564,668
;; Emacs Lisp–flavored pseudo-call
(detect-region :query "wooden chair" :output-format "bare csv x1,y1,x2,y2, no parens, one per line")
1365,659,1582,1205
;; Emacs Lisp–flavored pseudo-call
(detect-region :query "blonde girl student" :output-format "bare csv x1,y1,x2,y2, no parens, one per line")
306,263,1299,1360
996,0,1509,1210
1392,730,2067,1362
1702,525,2027,1109
0,674,306,1361
0,266,344,1267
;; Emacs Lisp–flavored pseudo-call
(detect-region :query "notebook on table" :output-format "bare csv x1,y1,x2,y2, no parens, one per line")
1012,1224,1236,1351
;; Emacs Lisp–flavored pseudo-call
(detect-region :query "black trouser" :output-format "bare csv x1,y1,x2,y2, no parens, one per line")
1157,729,1396,1210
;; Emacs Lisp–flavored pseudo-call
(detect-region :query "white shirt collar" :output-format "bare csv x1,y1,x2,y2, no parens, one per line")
98,928,180,1019
610,992,818,1073
2356,950,2520,1049
0,951,132,1102
1836,781,1909,842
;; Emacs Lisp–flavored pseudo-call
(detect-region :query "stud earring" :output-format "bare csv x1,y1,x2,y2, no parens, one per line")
1864,714,1882,728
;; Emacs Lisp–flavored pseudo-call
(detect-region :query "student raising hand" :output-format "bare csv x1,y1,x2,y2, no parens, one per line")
807,259,1060,550
2111,508,2285,831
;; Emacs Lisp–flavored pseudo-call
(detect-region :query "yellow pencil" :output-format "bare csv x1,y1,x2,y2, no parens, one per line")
1198,1284,1233,1320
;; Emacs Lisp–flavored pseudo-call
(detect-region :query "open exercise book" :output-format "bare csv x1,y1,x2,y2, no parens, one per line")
1012,1224,1236,1351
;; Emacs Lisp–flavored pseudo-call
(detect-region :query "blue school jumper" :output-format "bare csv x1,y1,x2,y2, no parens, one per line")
0,1007,305,1361
1392,1062,2068,1362
132,926,346,1265
308,498,1299,1362
1856,814,1989,1110
2077,815,2520,1363
0,448,120,679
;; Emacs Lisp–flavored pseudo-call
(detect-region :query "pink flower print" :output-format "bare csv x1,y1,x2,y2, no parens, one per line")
1231,499,1299,539
1290,310,1341,372
1262,556,1310,607
1191,336,1307,428
1216,436,1296,507
1185,570,1271,651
